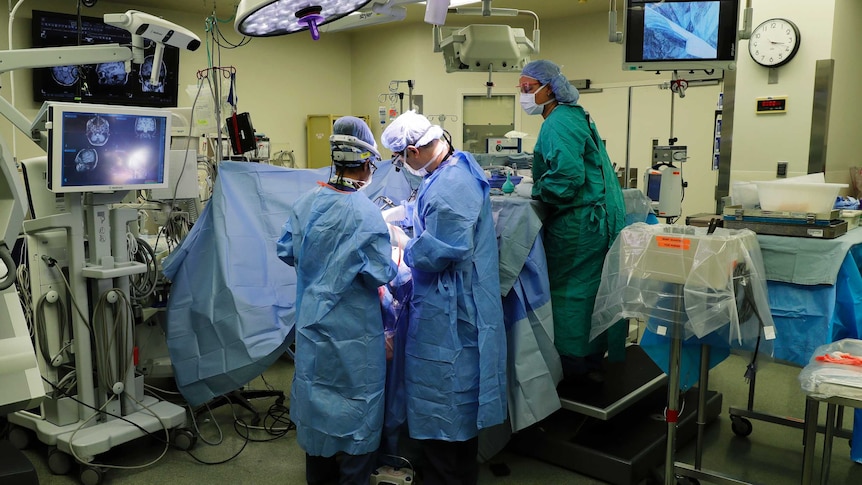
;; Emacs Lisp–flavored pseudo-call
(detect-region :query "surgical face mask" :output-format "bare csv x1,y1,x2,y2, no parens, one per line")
404,158,433,178
520,84,550,116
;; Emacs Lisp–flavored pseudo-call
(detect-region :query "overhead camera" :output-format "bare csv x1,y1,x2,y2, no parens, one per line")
103,10,201,84
103,10,201,52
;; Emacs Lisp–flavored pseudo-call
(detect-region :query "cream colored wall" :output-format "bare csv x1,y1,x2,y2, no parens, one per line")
730,1,837,183
827,0,862,186
0,1,354,168
350,22,527,157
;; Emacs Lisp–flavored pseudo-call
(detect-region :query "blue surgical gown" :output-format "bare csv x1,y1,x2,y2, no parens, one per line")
277,182,397,457
404,151,508,441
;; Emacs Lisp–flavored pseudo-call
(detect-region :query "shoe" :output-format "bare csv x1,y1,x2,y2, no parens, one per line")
561,370,604,388
585,370,605,385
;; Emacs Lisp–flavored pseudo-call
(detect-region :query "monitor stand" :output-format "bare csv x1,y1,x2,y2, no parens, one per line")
508,345,722,485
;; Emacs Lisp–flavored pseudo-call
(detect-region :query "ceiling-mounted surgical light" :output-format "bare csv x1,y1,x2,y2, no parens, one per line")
235,0,375,38
433,5,541,74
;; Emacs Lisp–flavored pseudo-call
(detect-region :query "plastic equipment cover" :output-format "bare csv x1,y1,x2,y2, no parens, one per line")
622,188,654,226
162,162,330,406
799,339,862,400
591,223,776,344
799,338,862,463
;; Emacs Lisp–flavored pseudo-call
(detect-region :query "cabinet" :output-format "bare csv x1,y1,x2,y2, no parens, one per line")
306,114,370,168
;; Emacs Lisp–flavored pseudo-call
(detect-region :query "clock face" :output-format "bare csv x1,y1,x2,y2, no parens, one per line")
748,18,801,67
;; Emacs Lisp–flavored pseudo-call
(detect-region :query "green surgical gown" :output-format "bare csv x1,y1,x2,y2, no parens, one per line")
531,104,627,359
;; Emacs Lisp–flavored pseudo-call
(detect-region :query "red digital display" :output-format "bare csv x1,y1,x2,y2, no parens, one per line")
756,98,787,112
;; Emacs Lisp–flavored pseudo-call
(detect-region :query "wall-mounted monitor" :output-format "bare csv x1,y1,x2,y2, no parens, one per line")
623,0,740,72
46,103,170,193
31,10,180,107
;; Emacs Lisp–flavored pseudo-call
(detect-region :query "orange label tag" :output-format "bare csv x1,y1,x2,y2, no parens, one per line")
655,236,691,250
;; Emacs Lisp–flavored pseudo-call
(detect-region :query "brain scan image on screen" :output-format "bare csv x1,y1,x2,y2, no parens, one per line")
57,108,169,191
643,2,719,60
96,62,129,86
86,115,110,146
51,65,79,87
139,55,167,93
135,117,157,139
74,148,98,173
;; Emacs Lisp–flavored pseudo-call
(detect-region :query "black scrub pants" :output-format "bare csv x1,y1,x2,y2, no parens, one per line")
560,352,604,382
305,452,377,485
419,437,479,485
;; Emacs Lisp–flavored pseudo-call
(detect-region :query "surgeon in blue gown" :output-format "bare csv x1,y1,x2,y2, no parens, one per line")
381,111,507,485
277,117,397,485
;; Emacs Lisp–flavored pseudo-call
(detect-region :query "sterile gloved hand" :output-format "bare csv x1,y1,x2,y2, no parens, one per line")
387,223,410,248
382,205,406,223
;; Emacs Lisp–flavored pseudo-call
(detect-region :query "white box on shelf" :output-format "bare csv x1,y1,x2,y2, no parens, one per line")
755,181,846,213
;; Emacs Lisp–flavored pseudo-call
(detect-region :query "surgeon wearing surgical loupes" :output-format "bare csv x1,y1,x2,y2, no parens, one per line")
381,111,507,485
520,59,627,385
277,116,397,485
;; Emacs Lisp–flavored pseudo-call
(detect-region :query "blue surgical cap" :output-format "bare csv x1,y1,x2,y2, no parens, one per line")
333,116,377,150
521,60,580,105
381,110,444,153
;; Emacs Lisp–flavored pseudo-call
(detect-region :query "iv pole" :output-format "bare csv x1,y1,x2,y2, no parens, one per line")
378,79,417,122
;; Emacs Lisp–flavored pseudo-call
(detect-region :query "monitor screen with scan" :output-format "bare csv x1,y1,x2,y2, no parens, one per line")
47,103,170,193
31,10,181,107
623,0,740,72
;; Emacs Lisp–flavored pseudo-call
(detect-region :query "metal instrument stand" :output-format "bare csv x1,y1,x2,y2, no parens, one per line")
728,367,853,440
663,283,754,485
800,389,862,484
672,344,754,485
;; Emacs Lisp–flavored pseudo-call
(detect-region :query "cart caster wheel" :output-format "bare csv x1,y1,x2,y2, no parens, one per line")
47,447,73,475
731,416,753,437
7,425,34,450
80,465,105,485
171,428,197,451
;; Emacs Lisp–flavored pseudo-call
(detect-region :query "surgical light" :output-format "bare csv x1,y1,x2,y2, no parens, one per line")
235,0,375,38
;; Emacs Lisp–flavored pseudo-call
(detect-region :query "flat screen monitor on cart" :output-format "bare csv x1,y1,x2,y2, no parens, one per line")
47,102,170,193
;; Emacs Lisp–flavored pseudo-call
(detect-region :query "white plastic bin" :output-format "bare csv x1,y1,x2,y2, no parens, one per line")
755,181,847,213
730,181,760,208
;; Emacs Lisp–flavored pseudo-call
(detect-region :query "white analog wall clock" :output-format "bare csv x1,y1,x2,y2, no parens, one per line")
748,18,801,68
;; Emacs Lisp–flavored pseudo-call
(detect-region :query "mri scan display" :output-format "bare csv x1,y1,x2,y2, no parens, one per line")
57,109,168,189
74,148,99,173
139,55,167,93
86,116,110,146
51,65,80,87
96,62,129,86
